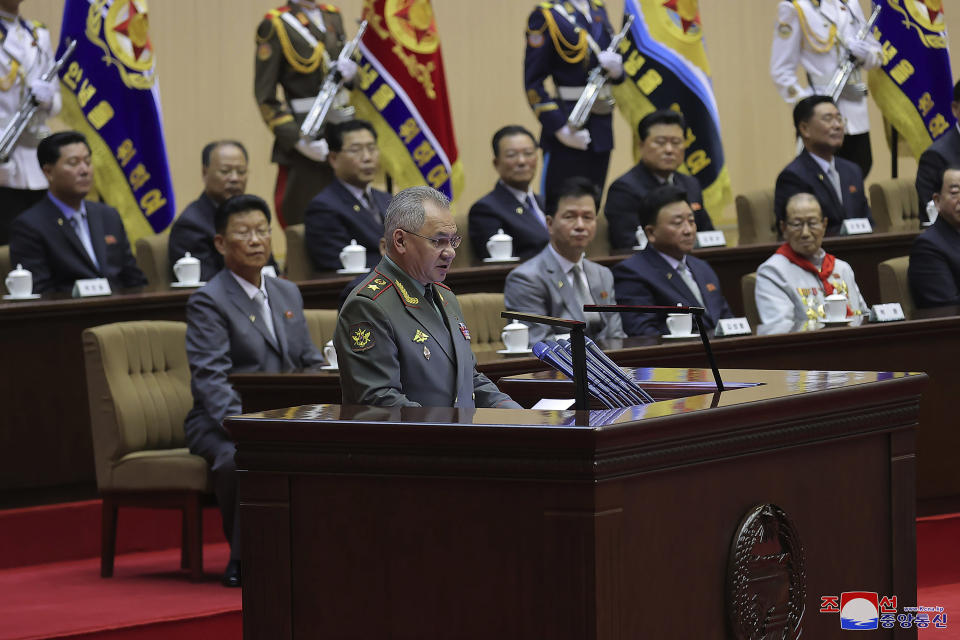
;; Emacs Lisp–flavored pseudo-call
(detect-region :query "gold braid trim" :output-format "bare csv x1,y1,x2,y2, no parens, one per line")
541,8,587,64
271,13,324,74
792,1,836,53
0,60,20,92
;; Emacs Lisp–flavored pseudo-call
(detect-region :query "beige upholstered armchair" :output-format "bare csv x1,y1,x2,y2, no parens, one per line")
869,179,921,233
82,320,211,579
303,308,338,348
284,224,320,281
877,256,915,320
134,233,171,292
457,292,507,353
735,189,778,245
0,245,9,294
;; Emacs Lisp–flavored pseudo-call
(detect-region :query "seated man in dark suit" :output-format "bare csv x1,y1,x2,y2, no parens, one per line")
774,96,873,236
604,109,714,251
304,119,390,272
168,140,276,281
908,166,960,308
9,131,147,294
504,177,625,345
184,194,325,587
916,80,960,221
468,125,549,260
612,185,733,337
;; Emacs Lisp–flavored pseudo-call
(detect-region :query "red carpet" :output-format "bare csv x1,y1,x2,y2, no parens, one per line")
0,500,225,569
0,543,240,640
919,513,960,637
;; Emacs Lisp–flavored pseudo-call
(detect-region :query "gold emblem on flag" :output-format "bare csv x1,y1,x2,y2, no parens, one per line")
384,0,439,55
85,0,156,89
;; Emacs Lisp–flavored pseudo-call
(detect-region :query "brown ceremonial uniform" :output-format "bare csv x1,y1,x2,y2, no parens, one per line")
254,2,346,226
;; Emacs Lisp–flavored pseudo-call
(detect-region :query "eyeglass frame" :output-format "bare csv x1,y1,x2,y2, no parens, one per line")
399,228,462,250
783,218,825,232
227,226,272,241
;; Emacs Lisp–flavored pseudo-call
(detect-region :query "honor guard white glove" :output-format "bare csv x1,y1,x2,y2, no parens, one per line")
555,124,591,151
29,77,58,109
597,50,624,79
846,38,875,65
0,161,17,184
295,138,329,162
336,58,359,82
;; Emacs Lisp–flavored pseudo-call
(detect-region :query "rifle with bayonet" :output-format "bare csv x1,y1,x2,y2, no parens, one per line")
299,20,367,141
0,39,76,163
567,14,634,131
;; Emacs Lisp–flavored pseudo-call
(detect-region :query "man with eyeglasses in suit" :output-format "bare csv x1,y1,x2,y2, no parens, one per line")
774,96,873,236
335,186,521,409
756,192,868,331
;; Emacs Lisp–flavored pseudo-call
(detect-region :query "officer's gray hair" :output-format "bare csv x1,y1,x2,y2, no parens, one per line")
384,186,451,239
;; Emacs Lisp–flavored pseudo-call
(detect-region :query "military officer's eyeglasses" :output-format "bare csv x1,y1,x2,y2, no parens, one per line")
784,219,824,231
400,228,462,250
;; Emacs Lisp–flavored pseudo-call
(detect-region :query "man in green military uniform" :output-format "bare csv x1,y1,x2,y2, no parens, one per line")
335,186,522,409
254,1,358,227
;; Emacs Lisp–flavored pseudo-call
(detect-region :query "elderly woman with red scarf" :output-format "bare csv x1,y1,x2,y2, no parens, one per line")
755,193,869,331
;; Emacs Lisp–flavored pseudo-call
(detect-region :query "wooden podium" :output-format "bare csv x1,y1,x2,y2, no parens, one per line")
226,368,923,639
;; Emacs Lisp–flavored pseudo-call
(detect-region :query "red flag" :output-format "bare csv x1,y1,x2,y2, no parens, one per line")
353,0,463,199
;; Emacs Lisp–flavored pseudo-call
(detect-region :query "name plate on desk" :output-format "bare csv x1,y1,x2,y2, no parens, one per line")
714,317,751,336
840,218,873,235
72,278,111,298
695,230,727,248
871,303,905,323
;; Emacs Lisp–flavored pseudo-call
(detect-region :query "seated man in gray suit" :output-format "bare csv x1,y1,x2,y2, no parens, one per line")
183,194,325,587
504,176,625,346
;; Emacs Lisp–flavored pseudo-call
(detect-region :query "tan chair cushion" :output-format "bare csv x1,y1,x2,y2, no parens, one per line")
452,206,476,267
735,189,777,245
878,256,914,320
111,448,210,491
134,233,170,292
869,179,920,233
303,308,338,347
741,272,759,329
457,292,506,352
586,210,612,258
285,224,319,281
83,321,205,491
0,245,9,295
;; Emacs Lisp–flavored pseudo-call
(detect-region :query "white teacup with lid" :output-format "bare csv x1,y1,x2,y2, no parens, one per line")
323,339,338,368
634,225,648,249
173,252,201,285
501,320,529,352
823,293,848,322
5,263,32,297
486,228,513,261
339,239,367,271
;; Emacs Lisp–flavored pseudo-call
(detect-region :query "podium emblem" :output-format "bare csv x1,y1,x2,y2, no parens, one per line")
727,504,806,639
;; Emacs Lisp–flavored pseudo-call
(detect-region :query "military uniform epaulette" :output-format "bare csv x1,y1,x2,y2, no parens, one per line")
30,19,45,29
319,4,340,13
355,272,393,300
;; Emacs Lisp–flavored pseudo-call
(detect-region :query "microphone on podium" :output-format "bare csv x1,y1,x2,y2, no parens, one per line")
532,341,618,409
544,340,626,408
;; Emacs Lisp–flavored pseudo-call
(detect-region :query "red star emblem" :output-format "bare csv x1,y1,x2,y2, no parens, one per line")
662,0,701,34
113,1,153,61
392,0,437,45
922,0,944,24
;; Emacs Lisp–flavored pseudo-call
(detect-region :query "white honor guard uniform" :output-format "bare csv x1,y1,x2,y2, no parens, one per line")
755,250,869,331
770,0,882,136
0,11,60,189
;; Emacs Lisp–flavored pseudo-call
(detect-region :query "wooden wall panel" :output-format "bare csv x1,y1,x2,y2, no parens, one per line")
26,1,960,252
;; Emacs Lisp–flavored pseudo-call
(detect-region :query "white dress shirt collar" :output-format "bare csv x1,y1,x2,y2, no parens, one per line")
807,150,836,177
230,270,269,302
499,180,536,205
548,243,585,279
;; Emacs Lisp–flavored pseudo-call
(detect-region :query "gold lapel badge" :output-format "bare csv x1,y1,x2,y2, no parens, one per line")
413,329,429,343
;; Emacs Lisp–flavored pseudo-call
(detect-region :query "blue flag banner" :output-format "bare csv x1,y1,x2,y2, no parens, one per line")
611,0,731,220
55,0,175,242
867,0,953,157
